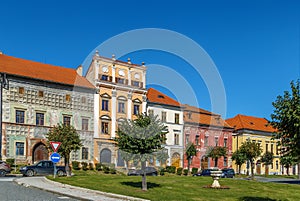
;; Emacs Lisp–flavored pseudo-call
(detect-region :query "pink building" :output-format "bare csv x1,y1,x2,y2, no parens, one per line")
183,105,234,170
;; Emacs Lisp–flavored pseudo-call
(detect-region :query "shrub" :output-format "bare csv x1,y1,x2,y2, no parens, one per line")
72,161,81,170
165,166,171,173
89,163,94,170
95,163,103,171
183,169,188,176
176,167,183,175
81,162,88,171
5,158,15,166
191,167,198,175
110,168,116,174
159,167,165,176
103,166,110,174
169,166,176,174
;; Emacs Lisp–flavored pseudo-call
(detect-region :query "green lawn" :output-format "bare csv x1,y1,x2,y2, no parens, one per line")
48,171,300,201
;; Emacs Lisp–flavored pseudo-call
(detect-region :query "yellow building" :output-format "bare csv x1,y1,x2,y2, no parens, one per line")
85,51,147,166
226,114,281,175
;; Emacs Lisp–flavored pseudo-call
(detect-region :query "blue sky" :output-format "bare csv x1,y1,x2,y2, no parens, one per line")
0,0,299,119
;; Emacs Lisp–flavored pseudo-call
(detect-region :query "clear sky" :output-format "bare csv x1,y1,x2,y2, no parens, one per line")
0,0,299,119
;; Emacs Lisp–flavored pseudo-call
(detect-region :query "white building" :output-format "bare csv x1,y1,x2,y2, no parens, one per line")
146,88,184,168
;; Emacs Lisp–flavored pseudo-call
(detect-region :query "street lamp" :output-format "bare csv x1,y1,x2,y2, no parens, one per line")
0,73,9,160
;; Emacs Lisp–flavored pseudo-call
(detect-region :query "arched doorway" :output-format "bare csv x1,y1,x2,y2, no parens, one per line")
201,156,208,169
171,153,180,168
100,148,112,164
32,143,49,163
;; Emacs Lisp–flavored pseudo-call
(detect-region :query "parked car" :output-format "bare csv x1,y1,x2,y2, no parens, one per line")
127,167,158,176
20,160,66,177
221,168,235,178
193,169,213,176
0,160,11,177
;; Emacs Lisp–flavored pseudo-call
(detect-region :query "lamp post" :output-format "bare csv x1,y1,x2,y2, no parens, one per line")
0,73,9,160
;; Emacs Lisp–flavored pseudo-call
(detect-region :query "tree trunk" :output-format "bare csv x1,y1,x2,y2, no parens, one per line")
187,158,191,174
214,158,218,168
286,165,290,176
125,160,129,172
238,165,241,174
141,161,147,191
298,163,300,179
251,161,254,180
265,165,269,176
65,153,71,177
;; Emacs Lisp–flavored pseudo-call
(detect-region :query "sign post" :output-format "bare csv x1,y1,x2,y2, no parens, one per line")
50,142,61,178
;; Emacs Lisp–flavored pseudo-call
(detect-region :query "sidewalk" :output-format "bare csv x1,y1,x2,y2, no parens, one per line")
14,176,150,201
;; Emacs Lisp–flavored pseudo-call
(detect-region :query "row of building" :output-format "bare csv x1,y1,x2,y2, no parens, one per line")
0,51,296,175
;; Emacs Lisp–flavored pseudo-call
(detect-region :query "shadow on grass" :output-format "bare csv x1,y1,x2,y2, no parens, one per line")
239,197,278,201
121,181,160,189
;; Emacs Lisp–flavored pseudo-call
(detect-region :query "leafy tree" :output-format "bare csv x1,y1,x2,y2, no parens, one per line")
232,150,247,174
261,151,274,176
270,80,300,179
280,154,296,175
114,113,167,191
155,149,169,167
185,142,197,174
207,146,227,168
119,150,133,171
47,123,82,177
239,141,262,179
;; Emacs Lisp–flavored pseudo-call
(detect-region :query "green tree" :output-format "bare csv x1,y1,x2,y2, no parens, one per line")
207,146,227,168
119,150,133,172
239,141,262,179
46,123,82,177
155,149,169,167
280,154,296,175
185,142,197,174
270,80,300,179
232,150,247,174
114,113,167,191
261,151,274,176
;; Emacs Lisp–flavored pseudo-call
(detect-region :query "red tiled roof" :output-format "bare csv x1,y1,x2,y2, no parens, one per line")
183,104,232,128
147,88,181,107
226,114,276,133
0,54,94,89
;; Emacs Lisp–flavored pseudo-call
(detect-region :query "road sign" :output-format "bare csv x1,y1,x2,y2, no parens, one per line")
50,152,61,163
50,141,61,152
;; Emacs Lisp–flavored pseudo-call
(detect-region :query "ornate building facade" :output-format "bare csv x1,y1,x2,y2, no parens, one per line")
0,53,95,164
183,104,234,170
85,51,147,166
146,88,184,168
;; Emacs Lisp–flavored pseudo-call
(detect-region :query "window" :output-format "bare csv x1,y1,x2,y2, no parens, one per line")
133,104,140,115
215,137,219,146
132,81,140,87
102,99,109,111
65,94,71,102
116,78,125,84
266,144,268,152
161,111,167,122
175,113,179,124
224,138,228,147
276,160,279,170
16,110,25,123
101,122,109,134
18,87,24,95
271,161,274,169
185,134,189,144
148,109,154,116
276,145,279,155
38,91,44,97
271,144,274,154
174,133,179,145
82,147,89,160
118,102,125,113
81,96,86,104
63,116,71,126
36,113,44,126
204,136,208,147
82,118,89,130
16,142,24,156
195,135,199,145
224,157,228,167
101,75,109,81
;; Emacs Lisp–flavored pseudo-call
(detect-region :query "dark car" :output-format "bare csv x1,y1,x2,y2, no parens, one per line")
193,169,213,176
0,160,11,177
128,167,158,176
20,160,66,177
221,168,235,178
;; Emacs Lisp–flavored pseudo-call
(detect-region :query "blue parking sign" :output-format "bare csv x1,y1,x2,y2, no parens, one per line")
50,152,61,163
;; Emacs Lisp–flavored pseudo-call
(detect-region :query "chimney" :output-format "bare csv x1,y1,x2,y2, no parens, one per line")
127,58,131,64
76,65,83,76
